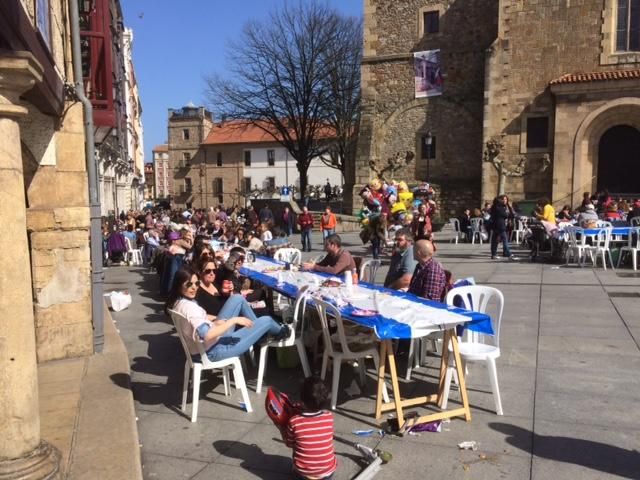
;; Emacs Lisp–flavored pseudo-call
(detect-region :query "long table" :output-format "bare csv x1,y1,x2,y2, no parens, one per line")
240,255,494,429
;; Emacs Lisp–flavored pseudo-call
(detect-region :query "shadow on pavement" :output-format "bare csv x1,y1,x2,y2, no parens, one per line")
490,423,640,479
213,440,291,478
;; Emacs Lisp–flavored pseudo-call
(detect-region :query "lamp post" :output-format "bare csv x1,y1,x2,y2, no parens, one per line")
425,130,433,181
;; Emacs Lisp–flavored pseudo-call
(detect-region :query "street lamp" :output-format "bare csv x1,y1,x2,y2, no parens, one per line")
425,130,433,180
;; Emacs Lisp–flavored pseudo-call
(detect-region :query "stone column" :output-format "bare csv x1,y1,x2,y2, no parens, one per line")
0,51,60,479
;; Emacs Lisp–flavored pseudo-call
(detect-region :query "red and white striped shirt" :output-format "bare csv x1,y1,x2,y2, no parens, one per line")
284,410,337,479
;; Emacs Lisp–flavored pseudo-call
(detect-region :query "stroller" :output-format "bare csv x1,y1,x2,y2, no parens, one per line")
527,220,567,263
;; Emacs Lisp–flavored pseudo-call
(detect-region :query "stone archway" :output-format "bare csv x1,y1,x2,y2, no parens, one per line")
572,97,640,202
597,125,640,194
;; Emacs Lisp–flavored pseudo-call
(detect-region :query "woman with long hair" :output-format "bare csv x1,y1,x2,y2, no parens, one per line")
165,267,289,362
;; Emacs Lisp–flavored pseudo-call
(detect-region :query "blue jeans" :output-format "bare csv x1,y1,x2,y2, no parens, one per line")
322,229,335,239
206,295,283,362
301,229,312,251
491,230,512,257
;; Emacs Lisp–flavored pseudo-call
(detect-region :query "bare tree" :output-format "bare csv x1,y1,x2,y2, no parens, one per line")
483,135,552,196
206,1,360,197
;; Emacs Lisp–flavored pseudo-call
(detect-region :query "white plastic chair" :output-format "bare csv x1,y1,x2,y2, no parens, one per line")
510,217,528,244
617,227,640,270
442,285,505,415
315,300,389,410
359,259,382,284
470,218,484,244
168,309,253,422
405,331,442,381
124,237,143,265
272,248,303,307
273,247,302,265
630,217,640,227
565,226,590,267
586,227,614,270
449,218,465,244
256,286,312,393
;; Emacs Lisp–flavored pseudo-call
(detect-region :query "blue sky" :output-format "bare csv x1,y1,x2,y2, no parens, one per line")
120,0,363,163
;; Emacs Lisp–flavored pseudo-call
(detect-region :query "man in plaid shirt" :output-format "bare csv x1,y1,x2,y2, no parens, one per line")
408,239,447,301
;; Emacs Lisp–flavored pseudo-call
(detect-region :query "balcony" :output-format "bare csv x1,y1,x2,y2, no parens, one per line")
79,0,116,140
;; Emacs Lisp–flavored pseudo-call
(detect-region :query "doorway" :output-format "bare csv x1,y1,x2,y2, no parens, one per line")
597,125,640,194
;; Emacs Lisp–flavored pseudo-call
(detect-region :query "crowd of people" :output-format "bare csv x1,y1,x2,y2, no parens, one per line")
453,189,640,261
102,184,640,478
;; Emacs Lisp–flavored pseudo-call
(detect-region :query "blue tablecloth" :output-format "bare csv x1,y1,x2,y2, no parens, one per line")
240,256,493,340
582,227,632,236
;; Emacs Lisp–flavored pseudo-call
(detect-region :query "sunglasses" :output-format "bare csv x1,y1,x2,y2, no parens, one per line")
183,280,201,288
202,268,216,275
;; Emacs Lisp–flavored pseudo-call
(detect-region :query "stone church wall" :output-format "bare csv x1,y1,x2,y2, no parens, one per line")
350,0,498,213
483,0,618,204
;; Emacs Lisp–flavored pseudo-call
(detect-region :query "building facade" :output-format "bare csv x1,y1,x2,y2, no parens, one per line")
354,0,640,216
81,0,144,216
123,27,145,210
483,0,640,207
153,144,171,199
168,111,343,209
144,162,155,201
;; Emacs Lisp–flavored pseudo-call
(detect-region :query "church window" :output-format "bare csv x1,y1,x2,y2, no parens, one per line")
616,0,640,51
526,117,549,149
423,11,440,35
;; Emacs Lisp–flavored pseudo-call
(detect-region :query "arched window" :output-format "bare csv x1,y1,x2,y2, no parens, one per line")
616,0,640,51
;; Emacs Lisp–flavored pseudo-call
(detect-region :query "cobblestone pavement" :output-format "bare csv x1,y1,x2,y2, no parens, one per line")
106,230,640,479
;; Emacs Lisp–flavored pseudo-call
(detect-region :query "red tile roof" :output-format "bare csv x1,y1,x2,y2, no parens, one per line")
204,121,279,145
152,144,168,152
203,120,335,145
550,69,640,85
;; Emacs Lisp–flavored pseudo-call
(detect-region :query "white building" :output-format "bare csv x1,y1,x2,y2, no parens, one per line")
242,146,342,192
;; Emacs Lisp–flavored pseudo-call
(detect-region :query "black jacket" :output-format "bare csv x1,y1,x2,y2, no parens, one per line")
490,204,510,232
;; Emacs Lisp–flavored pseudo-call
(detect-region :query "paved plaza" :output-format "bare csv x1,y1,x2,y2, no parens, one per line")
105,231,640,480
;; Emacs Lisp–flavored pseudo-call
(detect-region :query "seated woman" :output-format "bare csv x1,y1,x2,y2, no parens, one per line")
557,205,573,222
603,203,621,221
166,267,289,363
196,258,230,315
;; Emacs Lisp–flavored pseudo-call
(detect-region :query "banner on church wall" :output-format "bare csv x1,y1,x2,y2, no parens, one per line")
414,50,443,98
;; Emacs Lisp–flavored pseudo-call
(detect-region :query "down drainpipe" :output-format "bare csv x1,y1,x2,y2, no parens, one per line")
70,0,105,352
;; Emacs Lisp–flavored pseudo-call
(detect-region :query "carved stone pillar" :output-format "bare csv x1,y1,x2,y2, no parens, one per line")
0,50,61,479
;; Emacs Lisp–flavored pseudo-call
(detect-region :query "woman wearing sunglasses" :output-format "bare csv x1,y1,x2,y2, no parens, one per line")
165,267,289,362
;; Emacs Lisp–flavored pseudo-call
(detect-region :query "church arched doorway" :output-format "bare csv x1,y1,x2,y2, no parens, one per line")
597,125,640,194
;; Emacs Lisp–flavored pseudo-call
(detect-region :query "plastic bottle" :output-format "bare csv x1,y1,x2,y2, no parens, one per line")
344,269,353,291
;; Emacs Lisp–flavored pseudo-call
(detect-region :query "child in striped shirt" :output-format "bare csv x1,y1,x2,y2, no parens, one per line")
284,377,337,480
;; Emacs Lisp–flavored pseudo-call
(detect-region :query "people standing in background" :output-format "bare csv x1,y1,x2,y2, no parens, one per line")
297,206,314,252
320,206,337,240
259,204,274,227
490,195,516,260
324,180,332,202
411,201,435,240
459,208,472,242
247,205,259,231
282,206,295,236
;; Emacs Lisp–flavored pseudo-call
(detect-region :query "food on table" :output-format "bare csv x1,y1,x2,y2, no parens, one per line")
321,279,342,287
262,266,285,273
